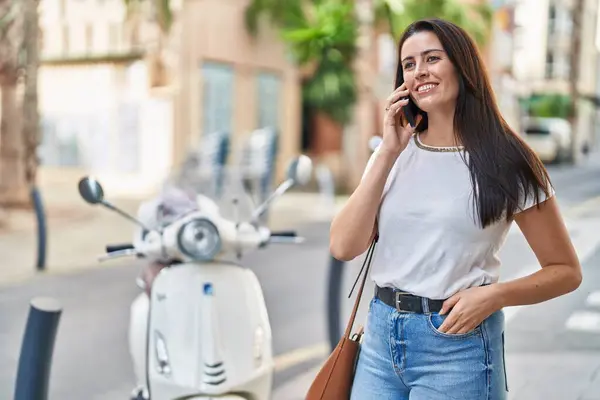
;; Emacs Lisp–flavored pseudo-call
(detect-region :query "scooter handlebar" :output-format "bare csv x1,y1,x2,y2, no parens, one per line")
270,231,297,238
106,243,135,253
269,231,304,244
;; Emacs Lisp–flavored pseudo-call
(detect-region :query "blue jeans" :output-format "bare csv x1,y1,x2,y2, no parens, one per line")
350,297,508,400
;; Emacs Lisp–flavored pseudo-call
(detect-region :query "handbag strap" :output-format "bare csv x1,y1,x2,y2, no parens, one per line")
343,235,377,339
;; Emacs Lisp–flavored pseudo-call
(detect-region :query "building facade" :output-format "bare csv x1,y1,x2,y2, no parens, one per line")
38,0,168,196
38,0,584,196
37,0,301,197
511,0,600,152
171,0,301,186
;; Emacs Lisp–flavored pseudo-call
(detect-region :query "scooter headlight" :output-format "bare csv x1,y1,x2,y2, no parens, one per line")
177,218,221,261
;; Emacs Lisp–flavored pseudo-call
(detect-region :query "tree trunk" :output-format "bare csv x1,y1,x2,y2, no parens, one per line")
569,0,584,162
0,74,28,207
147,32,169,88
22,0,40,188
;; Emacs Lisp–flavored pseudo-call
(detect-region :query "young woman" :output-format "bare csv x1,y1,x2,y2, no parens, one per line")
329,18,582,400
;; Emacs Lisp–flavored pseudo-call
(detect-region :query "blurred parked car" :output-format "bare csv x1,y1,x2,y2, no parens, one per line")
521,117,588,164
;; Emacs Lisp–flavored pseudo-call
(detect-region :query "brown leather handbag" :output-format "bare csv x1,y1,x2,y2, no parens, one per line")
305,238,377,400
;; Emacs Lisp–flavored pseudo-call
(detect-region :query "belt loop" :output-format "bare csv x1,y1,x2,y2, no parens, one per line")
421,297,430,314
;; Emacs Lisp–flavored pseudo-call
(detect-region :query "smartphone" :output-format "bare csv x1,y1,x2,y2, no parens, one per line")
402,97,417,127
396,69,418,127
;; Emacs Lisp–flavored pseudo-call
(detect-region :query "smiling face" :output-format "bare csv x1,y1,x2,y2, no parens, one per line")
400,31,460,114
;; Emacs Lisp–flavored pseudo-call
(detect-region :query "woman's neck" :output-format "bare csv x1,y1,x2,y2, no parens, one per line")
420,109,459,147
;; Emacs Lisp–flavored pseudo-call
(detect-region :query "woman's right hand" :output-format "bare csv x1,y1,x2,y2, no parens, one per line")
381,83,421,157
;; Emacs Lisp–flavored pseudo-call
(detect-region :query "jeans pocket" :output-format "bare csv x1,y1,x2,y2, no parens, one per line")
427,312,480,339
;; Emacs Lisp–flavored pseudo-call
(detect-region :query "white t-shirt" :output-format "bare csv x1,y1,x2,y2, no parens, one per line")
363,134,554,300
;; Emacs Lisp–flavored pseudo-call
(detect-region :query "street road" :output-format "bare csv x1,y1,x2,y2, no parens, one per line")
0,159,599,399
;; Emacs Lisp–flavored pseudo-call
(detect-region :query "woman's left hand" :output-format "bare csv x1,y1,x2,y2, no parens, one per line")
437,285,503,334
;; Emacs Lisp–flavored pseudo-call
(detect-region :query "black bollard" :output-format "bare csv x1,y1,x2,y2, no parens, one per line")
326,255,345,351
14,297,62,400
31,187,47,271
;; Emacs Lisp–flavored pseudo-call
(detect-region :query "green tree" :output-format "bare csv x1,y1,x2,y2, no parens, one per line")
375,0,492,46
282,1,359,125
568,0,584,161
248,0,359,126
246,0,361,157
245,0,493,131
526,94,572,120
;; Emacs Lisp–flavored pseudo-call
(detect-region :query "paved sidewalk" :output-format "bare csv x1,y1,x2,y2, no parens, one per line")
273,366,322,400
504,245,600,400
0,171,346,285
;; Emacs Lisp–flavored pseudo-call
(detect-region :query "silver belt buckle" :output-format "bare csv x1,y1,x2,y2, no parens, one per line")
395,291,411,312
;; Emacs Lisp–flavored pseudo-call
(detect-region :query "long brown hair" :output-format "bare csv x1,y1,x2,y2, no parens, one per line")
395,18,551,228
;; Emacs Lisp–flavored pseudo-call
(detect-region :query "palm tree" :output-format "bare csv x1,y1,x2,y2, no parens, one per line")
22,0,40,196
281,1,360,124
0,0,42,208
0,0,27,207
248,0,359,124
568,0,584,161
246,0,360,156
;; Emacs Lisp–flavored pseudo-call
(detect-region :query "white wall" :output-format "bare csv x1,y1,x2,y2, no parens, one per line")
38,61,174,198
512,0,551,94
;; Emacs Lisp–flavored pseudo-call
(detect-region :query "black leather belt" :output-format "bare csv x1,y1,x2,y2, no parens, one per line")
375,285,445,314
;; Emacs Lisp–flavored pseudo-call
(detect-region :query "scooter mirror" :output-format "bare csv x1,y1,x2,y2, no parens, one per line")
286,155,313,186
78,177,105,205
77,176,153,231
250,154,313,222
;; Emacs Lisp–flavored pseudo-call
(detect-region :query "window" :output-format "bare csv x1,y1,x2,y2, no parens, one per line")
201,61,234,136
555,54,570,79
256,71,281,130
560,9,573,35
545,51,554,79
546,51,571,80
547,4,558,49
548,4,557,33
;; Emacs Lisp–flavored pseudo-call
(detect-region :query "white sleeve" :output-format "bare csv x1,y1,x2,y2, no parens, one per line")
516,182,556,213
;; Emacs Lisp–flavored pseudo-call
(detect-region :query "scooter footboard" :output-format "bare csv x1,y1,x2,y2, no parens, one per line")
147,262,273,398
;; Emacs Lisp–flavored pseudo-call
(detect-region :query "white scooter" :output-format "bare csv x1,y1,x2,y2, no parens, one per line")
77,155,313,400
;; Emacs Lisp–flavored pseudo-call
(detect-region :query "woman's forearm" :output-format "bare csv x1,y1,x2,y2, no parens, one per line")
494,263,582,308
329,149,398,261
